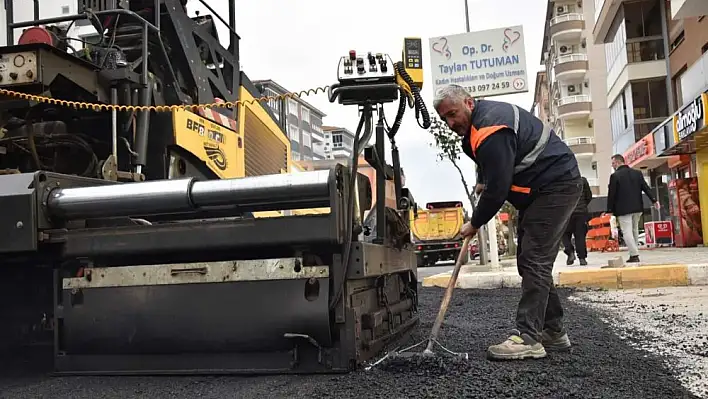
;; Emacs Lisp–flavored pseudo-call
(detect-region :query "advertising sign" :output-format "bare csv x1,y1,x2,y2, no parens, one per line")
623,133,655,167
429,26,528,98
673,92,708,143
644,221,674,246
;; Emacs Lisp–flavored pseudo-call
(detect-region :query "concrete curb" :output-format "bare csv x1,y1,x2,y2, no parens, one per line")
421,263,708,290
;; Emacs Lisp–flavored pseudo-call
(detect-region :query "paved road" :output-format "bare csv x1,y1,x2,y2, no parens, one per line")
2,285,705,398
570,286,708,398
417,262,456,278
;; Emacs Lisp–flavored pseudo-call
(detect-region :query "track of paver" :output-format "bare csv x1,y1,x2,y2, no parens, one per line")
0,286,699,399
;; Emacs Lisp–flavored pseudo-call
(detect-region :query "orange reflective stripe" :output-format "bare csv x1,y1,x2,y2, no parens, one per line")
469,125,509,156
510,185,531,194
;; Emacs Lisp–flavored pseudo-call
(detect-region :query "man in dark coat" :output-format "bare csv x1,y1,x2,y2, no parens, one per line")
562,176,593,266
607,154,659,262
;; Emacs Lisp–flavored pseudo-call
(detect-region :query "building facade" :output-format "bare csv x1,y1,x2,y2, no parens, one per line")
651,5,708,247
539,0,614,195
253,80,327,161
592,0,707,246
321,126,356,160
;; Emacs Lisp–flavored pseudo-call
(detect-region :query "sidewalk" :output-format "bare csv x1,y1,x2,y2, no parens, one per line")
422,246,708,290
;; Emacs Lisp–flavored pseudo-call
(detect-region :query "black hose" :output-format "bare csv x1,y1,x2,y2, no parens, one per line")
393,61,431,130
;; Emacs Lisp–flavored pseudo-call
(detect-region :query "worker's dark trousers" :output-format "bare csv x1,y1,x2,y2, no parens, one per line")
562,213,589,259
515,177,582,343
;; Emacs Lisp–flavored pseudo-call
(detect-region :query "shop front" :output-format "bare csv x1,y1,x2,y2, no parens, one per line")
622,132,668,225
658,90,707,246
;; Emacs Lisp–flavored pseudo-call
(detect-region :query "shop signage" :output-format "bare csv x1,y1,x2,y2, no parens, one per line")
644,221,674,246
623,133,654,167
673,92,708,143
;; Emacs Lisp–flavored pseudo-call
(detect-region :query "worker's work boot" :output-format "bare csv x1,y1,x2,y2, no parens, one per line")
541,329,572,351
487,330,547,360
579,258,588,266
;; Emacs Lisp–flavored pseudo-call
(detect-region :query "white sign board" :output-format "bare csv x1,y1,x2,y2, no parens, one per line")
429,25,528,98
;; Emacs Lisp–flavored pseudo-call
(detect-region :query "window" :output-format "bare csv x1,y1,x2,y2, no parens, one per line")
605,19,628,89
288,99,298,116
301,108,310,124
631,79,668,120
622,92,629,128
624,0,663,39
670,31,685,53
672,66,686,110
626,38,665,63
289,124,299,142
332,133,343,148
302,132,312,148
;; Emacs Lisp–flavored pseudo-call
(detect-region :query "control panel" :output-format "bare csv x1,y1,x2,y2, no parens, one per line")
0,51,38,86
337,50,396,85
402,38,423,89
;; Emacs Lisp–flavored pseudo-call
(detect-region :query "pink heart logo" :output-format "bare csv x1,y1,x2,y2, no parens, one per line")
503,28,521,46
432,37,451,59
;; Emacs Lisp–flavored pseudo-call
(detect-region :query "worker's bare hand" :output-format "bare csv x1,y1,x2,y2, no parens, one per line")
654,201,660,210
460,222,478,238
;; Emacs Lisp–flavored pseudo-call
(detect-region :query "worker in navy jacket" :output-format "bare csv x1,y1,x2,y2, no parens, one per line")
434,84,582,361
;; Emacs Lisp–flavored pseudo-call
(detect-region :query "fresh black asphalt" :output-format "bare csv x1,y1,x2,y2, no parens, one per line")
0,286,699,398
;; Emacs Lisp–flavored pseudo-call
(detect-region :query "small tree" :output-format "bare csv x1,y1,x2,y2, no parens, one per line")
428,117,475,205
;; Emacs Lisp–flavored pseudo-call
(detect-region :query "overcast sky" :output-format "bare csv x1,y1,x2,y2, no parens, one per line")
187,0,548,210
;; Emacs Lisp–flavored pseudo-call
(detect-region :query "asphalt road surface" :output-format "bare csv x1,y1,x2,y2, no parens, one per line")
1,286,703,398
570,286,708,399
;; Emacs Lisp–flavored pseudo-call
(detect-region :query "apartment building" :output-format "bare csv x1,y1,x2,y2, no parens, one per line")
647,2,708,247
253,80,327,161
590,0,708,246
592,0,673,162
539,0,614,195
321,126,356,160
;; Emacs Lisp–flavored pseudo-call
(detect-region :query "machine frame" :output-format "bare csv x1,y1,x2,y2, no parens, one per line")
0,2,425,376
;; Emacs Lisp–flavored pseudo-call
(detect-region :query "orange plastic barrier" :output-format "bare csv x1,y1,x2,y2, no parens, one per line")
585,215,619,252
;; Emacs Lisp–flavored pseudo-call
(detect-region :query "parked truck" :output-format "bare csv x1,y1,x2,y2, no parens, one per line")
410,201,468,267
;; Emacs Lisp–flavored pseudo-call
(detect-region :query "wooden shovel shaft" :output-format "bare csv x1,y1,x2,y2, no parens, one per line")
424,235,472,352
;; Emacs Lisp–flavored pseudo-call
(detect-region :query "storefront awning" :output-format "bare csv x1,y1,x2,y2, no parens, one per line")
658,91,708,157
623,133,669,170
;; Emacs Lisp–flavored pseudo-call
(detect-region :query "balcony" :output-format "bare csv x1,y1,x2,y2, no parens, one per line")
549,13,585,42
563,136,596,155
557,94,592,120
554,54,589,81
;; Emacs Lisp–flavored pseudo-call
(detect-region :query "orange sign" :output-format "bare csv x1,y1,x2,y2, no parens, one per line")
623,133,655,167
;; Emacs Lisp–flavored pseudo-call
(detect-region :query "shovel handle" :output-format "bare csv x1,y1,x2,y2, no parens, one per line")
425,235,472,351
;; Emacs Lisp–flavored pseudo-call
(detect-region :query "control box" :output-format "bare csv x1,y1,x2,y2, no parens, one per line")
0,51,38,86
402,38,423,89
337,50,396,85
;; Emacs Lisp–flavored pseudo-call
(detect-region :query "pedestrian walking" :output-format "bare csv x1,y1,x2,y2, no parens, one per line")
433,84,581,361
606,154,660,263
563,176,593,266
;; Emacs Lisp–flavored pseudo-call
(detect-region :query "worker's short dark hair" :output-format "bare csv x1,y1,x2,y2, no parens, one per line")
612,154,625,163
